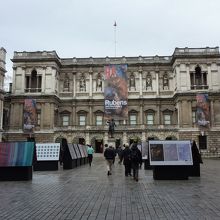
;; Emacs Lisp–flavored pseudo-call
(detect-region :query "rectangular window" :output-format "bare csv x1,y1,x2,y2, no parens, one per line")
79,115,86,126
164,114,171,125
147,114,154,125
62,115,69,126
96,115,102,125
130,115,137,125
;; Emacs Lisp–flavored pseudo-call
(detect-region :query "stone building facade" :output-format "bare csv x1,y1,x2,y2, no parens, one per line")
3,47,220,156
0,47,6,141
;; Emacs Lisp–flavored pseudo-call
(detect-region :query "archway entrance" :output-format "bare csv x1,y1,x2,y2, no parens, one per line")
95,138,103,153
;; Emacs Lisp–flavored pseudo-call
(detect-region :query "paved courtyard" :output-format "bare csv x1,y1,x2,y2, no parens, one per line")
0,155,220,220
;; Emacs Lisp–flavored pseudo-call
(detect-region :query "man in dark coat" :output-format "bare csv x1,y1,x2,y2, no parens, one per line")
130,142,142,181
104,144,116,175
120,143,132,176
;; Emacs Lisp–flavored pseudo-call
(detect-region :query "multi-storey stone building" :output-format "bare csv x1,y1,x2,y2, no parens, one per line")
0,47,6,142
3,47,220,156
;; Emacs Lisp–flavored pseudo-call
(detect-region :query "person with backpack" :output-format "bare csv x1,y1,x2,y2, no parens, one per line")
120,143,132,176
130,142,142,181
104,144,116,176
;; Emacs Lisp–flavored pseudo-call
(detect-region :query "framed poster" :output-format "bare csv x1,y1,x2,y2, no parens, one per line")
149,140,192,165
68,144,77,160
73,144,81,159
78,144,85,157
36,143,60,161
0,142,34,166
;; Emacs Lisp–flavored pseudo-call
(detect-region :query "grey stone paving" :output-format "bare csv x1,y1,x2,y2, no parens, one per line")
0,155,220,220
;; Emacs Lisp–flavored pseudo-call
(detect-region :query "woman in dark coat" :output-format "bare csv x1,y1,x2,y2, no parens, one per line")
120,143,132,176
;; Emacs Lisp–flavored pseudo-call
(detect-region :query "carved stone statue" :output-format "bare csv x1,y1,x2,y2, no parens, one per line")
107,119,116,138
96,74,102,91
130,74,135,88
80,75,86,91
146,74,152,89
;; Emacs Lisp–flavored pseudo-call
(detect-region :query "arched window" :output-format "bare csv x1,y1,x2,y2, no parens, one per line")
190,65,208,90
25,69,42,92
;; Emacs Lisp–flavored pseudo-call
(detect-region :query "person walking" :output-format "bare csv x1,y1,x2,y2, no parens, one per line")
104,144,116,176
120,143,132,176
87,145,94,166
130,142,142,181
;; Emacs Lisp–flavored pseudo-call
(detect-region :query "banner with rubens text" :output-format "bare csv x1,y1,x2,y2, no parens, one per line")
104,64,128,120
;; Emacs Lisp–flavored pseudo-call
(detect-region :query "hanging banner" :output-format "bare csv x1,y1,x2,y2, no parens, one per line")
24,99,37,131
196,94,210,126
104,64,128,119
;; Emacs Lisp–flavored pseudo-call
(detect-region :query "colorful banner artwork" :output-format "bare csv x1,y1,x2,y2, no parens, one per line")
196,94,210,126
24,99,37,131
0,142,34,166
104,64,128,119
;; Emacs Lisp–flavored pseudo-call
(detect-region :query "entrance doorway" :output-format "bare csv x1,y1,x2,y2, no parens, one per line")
95,139,103,153
79,138,85,145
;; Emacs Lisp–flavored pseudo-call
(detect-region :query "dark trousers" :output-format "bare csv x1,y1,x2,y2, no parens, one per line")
132,163,139,180
124,163,131,176
88,154,93,166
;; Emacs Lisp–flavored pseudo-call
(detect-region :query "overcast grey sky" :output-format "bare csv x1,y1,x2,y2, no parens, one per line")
1,0,220,79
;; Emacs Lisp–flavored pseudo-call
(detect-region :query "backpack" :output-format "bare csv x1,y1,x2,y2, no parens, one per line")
130,149,139,162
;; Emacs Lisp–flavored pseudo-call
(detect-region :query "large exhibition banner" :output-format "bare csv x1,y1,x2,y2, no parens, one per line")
104,64,128,119
24,99,37,131
196,94,210,127
149,140,193,166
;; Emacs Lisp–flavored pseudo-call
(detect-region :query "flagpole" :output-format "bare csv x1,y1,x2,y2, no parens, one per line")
114,21,117,57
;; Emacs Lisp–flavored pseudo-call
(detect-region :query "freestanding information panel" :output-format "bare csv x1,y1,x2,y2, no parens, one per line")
78,144,86,165
73,144,82,166
34,143,60,171
149,140,193,180
63,144,78,169
0,142,34,181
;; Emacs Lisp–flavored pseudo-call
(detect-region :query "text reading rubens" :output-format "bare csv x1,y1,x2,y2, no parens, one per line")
105,100,127,109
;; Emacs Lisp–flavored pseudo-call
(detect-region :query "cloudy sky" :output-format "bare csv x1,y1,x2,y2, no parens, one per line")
1,0,220,82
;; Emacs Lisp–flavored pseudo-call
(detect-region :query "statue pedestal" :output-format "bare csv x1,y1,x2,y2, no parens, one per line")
108,137,116,148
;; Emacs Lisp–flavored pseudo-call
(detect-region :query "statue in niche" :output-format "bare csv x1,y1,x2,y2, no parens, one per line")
163,74,169,89
146,74,152,90
130,74,135,89
96,73,102,91
80,75,86,91
63,75,69,92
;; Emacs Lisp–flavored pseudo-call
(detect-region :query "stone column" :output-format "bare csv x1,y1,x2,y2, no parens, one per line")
186,64,191,90
207,64,212,89
21,67,26,93
141,131,146,142
156,71,159,95
139,67,143,96
123,132,127,145
86,132,90,145
89,68,93,97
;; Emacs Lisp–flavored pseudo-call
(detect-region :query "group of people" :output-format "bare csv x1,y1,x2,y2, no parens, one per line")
104,141,142,182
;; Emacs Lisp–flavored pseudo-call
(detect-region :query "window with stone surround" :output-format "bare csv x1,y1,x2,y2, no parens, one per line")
62,115,69,126
25,69,42,93
190,65,208,90
79,115,86,126
96,115,103,125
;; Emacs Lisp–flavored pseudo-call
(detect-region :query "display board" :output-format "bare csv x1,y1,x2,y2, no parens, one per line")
68,144,77,160
0,142,34,166
82,145,88,157
36,143,60,161
73,144,81,158
149,140,193,166
78,144,86,157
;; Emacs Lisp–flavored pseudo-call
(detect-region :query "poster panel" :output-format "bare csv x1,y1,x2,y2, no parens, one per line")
24,99,37,131
149,140,192,165
73,144,81,159
78,144,86,158
67,144,77,160
0,142,34,166
196,94,210,126
36,143,60,161
104,64,128,120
